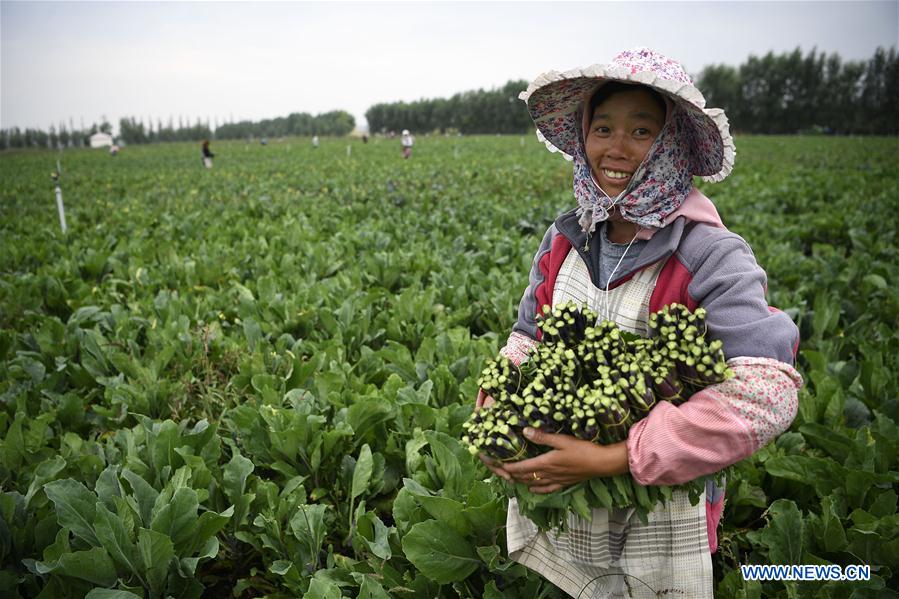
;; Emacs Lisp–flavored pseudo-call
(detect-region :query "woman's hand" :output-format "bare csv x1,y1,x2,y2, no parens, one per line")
475,388,494,410
500,428,630,493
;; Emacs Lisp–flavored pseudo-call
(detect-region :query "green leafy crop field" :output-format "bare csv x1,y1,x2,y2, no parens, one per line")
1,135,897,598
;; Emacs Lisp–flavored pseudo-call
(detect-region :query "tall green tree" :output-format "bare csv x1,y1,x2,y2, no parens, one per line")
697,46,897,134
365,80,531,135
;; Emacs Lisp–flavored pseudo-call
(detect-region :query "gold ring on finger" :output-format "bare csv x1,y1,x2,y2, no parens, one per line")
532,472,541,481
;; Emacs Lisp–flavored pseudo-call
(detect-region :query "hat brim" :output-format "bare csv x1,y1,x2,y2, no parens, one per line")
519,66,735,182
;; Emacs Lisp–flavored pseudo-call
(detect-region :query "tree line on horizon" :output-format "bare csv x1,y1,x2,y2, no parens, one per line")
365,46,897,136
117,110,356,146
1,46,895,151
698,46,897,134
365,80,532,135
0,110,356,150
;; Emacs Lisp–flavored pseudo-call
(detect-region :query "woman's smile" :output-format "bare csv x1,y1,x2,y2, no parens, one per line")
601,169,631,180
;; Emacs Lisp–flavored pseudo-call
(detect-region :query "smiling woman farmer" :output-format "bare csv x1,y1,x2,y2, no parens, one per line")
476,48,803,598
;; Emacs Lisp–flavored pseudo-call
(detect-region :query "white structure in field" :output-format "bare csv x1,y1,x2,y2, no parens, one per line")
89,132,113,148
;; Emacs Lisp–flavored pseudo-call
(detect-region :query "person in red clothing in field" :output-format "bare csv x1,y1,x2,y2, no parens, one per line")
476,48,802,598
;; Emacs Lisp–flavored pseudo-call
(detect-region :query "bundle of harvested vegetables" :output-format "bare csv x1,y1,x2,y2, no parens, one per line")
463,301,733,530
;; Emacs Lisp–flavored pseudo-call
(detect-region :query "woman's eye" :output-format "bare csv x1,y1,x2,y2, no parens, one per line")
634,128,653,137
593,126,610,136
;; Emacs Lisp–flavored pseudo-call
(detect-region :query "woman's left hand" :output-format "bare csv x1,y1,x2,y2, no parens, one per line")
501,428,630,494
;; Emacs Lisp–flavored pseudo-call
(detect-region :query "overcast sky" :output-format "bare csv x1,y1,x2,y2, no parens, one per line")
2,1,897,133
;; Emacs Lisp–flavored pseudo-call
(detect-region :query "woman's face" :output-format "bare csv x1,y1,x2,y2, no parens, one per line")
585,88,666,198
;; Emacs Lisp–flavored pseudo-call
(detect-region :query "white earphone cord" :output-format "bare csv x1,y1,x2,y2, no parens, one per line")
593,182,642,322
603,229,640,322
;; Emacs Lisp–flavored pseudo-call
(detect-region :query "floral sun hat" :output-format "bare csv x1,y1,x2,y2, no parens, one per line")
519,47,735,183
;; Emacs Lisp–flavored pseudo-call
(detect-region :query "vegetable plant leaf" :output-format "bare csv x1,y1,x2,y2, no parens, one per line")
747,499,804,564
56,547,118,587
303,578,343,599
24,456,66,507
351,444,373,500
357,575,391,599
43,479,99,545
94,502,141,578
94,465,123,511
138,527,175,596
818,495,848,552
401,520,480,584
85,590,143,599
415,495,471,536
150,486,198,552
121,469,159,527
289,504,329,569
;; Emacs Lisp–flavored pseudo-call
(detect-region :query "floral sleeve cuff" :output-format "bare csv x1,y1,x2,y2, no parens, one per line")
500,331,539,367
709,357,803,449
627,357,802,486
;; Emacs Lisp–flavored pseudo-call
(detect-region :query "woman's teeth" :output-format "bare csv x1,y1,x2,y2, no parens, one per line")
603,169,630,180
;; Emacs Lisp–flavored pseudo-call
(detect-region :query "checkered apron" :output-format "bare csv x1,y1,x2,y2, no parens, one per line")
506,248,713,598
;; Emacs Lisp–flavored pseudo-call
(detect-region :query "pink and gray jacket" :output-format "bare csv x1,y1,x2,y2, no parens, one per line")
501,207,803,553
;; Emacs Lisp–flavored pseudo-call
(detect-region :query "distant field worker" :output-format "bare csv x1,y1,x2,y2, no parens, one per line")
312,135,320,149
476,48,802,598
401,129,414,159
201,140,214,169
